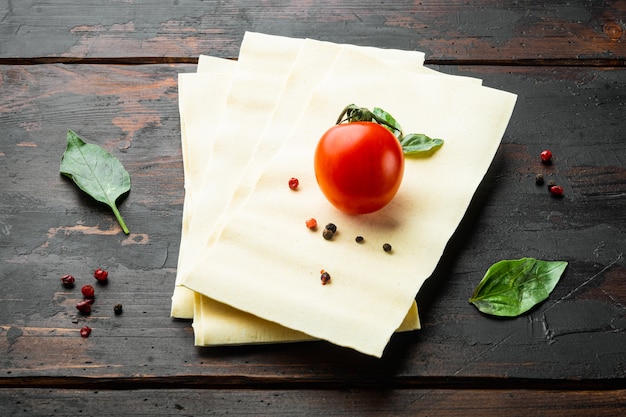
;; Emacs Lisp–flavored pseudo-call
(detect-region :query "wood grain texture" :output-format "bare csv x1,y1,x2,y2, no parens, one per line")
0,0,624,64
1,388,625,416
1,64,624,387
1,1,625,412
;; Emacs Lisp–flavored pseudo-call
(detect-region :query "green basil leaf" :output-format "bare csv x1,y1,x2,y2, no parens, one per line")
60,130,131,234
469,258,567,317
400,133,444,154
372,107,403,138
338,104,444,155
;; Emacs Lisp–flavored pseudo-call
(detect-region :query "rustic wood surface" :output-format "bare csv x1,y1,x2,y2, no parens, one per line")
1,0,625,65
1,0,625,415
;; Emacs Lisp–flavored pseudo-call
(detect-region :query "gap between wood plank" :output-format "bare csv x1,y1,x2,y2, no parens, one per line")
1,376,625,390
0,57,624,67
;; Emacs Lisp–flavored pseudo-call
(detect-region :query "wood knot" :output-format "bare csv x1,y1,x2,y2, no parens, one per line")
603,22,624,40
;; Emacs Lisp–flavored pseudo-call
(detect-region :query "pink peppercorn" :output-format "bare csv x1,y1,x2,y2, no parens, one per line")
60,274,75,288
540,150,553,164
288,177,299,190
94,268,108,282
305,218,317,230
76,300,92,315
550,185,564,197
81,284,95,299
80,326,91,338
320,270,331,285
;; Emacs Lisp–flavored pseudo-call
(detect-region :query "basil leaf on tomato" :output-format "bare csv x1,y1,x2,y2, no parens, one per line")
469,258,568,317
372,107,402,139
400,133,444,154
337,104,444,155
60,130,131,234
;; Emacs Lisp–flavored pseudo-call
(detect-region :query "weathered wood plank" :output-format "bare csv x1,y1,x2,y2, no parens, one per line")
0,0,624,63
0,63,624,386
1,387,625,416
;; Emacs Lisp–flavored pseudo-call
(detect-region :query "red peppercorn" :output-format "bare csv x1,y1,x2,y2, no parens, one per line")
81,284,95,299
94,268,108,282
305,218,317,230
76,300,92,315
540,150,553,164
320,269,331,285
60,274,75,288
288,177,299,190
80,326,92,338
550,185,564,197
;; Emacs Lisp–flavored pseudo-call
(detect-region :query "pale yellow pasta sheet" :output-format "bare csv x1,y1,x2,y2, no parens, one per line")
172,34,428,343
182,46,516,356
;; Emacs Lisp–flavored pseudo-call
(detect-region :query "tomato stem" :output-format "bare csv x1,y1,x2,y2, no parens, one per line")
336,104,398,133
336,104,444,155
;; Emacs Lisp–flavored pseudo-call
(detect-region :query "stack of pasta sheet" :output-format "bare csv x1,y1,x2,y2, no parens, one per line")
170,32,516,358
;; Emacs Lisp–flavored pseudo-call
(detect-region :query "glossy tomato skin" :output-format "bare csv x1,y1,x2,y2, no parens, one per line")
314,122,404,214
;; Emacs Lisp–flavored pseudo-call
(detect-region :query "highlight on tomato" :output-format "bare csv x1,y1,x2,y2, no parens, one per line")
314,104,444,215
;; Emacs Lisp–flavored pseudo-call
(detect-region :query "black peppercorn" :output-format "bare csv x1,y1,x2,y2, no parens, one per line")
322,223,337,240
383,243,392,252
546,180,556,190
114,303,123,315
355,236,364,243
535,173,544,185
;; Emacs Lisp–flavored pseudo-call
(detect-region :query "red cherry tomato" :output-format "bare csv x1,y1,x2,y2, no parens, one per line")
314,122,404,214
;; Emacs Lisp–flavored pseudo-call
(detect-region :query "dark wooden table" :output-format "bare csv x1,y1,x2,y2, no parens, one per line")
1,1,625,415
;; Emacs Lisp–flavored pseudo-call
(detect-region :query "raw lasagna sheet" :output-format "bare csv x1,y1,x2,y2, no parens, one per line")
171,34,424,319
172,34,475,320
171,60,236,319
172,34,430,343
181,46,517,357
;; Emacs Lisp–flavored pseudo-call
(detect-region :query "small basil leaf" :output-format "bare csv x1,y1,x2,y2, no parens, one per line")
400,133,444,154
60,130,131,234
372,107,403,138
469,258,567,317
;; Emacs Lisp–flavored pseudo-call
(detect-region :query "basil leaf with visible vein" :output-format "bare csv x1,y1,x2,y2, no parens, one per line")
338,104,444,156
372,107,403,139
400,133,444,154
469,258,567,317
60,130,131,234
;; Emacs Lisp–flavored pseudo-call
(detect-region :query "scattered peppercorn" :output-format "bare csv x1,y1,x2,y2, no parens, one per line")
546,180,556,190
320,270,331,285
81,284,95,299
550,185,564,197
114,303,123,315
76,299,92,315
535,173,544,185
383,243,392,252
355,236,364,243
80,326,92,338
94,268,108,282
288,177,299,190
60,274,75,288
322,223,337,240
540,150,553,164
305,218,318,230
